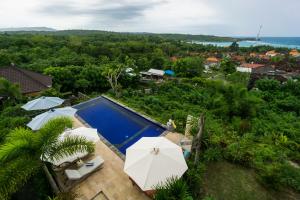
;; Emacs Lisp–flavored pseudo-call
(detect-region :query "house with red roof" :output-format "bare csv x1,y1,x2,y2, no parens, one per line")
237,63,265,73
204,57,220,70
266,50,280,57
289,49,300,58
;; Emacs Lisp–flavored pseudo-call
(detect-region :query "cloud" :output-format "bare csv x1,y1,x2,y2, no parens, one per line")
38,0,164,20
0,0,299,36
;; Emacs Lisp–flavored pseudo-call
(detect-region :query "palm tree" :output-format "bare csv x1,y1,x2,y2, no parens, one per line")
0,77,22,102
154,177,193,200
0,117,95,199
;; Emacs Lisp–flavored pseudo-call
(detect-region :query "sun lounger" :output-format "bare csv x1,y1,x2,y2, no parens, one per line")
65,156,104,180
55,151,89,166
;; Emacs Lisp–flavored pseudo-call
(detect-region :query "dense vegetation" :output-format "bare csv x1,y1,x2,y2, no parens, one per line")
0,29,249,42
119,77,300,197
0,32,299,200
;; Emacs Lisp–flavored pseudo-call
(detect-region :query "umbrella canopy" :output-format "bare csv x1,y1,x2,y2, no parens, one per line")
22,96,64,111
27,107,77,130
124,137,188,191
60,127,99,143
42,127,99,166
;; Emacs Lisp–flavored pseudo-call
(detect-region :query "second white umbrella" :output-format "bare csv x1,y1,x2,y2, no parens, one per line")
27,107,77,130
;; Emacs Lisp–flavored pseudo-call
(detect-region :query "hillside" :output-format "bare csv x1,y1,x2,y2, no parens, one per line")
0,27,56,32
0,28,253,42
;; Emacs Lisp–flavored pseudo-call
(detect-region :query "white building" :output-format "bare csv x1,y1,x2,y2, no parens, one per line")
237,63,265,73
148,69,165,76
140,68,165,82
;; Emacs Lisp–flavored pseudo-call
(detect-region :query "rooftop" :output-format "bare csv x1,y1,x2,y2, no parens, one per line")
289,49,300,57
0,66,52,94
240,63,265,69
206,57,219,63
148,68,165,76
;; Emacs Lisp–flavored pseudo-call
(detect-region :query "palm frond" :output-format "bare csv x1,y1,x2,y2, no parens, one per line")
0,139,35,163
5,127,35,143
43,136,95,162
37,117,73,147
0,156,40,200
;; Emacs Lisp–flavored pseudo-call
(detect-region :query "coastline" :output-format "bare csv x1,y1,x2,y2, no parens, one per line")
192,37,300,49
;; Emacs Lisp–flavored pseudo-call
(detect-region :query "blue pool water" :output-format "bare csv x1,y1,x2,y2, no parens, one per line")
74,97,166,154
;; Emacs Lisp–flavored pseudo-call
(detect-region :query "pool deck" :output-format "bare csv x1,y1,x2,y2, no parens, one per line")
71,117,150,200
68,117,187,200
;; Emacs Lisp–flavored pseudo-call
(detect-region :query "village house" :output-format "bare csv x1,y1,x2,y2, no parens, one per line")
237,63,265,73
232,55,245,64
0,65,52,95
266,50,280,57
140,68,165,82
258,54,271,60
204,57,220,70
289,49,300,58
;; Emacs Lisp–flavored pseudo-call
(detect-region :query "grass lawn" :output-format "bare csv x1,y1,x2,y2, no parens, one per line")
203,161,300,200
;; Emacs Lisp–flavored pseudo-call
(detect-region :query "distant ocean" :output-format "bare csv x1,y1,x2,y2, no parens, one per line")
193,37,300,49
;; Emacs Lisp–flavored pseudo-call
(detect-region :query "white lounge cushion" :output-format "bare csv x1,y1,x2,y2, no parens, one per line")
65,170,81,180
65,156,104,180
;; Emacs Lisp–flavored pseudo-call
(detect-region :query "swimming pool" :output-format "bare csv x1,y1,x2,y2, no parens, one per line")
74,96,166,154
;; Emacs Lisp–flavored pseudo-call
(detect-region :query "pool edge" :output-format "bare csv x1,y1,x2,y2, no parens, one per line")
101,95,167,130
73,95,168,160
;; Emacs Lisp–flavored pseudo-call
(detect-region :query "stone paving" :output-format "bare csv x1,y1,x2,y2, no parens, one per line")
71,117,150,200
69,117,184,200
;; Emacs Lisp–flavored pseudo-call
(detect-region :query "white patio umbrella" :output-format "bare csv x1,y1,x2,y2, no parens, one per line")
42,127,99,166
124,137,188,191
27,107,77,130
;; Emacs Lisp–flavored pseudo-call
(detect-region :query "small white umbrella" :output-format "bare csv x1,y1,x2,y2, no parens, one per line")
22,96,64,111
124,137,188,191
42,127,99,166
60,127,99,143
27,107,77,130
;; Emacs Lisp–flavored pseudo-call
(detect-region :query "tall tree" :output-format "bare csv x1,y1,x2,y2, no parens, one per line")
173,57,204,78
0,117,95,199
102,62,125,97
220,58,236,75
191,114,205,165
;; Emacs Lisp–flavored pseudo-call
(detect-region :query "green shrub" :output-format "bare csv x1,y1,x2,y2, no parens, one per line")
154,177,193,200
184,162,206,198
203,147,223,162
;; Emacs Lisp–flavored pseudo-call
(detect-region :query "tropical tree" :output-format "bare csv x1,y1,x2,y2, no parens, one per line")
220,58,236,75
0,117,95,199
173,57,204,78
212,85,261,120
229,41,239,51
0,77,21,103
102,62,126,97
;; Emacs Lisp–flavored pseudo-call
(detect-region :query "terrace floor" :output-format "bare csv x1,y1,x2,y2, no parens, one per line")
59,117,186,200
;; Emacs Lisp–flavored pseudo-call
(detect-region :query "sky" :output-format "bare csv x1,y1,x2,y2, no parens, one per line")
0,0,299,36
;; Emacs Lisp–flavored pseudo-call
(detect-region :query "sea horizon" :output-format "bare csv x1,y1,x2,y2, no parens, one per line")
194,37,300,49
